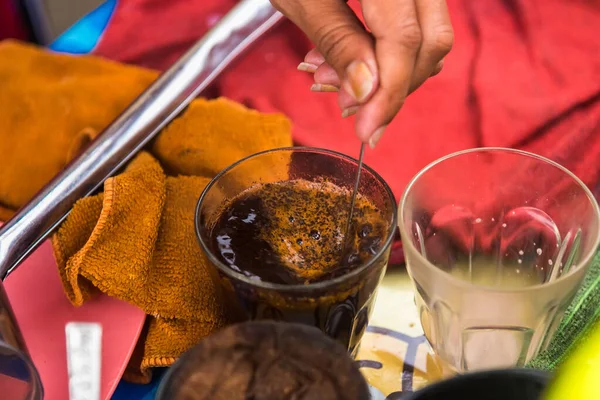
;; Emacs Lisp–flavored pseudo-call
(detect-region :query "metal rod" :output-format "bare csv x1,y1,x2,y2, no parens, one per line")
341,143,366,260
0,0,283,279
345,143,366,235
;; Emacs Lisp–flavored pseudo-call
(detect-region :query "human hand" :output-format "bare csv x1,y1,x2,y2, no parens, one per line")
270,0,453,147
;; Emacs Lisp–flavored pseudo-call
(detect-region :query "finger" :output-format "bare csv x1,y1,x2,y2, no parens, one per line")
298,62,318,73
355,0,422,145
271,0,379,104
342,56,444,111
310,83,339,92
309,73,360,113
338,88,360,113
298,49,326,72
300,51,343,87
305,48,326,65
342,105,360,118
301,55,345,94
408,0,453,92
314,63,342,86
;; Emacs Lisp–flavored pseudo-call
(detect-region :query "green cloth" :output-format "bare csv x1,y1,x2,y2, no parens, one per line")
528,249,600,370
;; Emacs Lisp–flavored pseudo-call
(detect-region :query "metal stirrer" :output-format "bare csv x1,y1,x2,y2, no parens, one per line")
344,143,366,241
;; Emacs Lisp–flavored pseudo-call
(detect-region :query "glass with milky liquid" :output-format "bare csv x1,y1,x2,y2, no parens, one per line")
399,148,600,373
195,147,397,355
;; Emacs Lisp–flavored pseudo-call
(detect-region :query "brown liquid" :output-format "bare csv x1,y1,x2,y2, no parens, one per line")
205,179,391,353
209,179,388,284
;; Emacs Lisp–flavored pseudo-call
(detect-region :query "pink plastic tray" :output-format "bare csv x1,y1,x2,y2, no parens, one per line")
4,239,146,400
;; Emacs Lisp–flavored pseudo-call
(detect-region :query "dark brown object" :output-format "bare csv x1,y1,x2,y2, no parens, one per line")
156,321,371,400
209,179,388,284
204,179,390,353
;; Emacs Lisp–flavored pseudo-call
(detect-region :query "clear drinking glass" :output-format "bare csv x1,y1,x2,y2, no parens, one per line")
399,148,600,373
0,284,43,400
196,147,397,355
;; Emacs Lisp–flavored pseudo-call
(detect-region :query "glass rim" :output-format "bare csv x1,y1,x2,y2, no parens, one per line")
0,340,43,398
399,147,600,292
195,146,398,292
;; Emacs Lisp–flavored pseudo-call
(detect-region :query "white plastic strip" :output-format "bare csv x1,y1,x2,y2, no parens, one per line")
66,322,102,400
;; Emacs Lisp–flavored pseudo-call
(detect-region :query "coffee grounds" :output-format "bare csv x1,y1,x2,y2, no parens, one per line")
159,321,371,400
209,179,388,284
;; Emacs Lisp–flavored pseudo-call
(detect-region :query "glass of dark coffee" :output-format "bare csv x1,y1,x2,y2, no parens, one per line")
195,147,397,355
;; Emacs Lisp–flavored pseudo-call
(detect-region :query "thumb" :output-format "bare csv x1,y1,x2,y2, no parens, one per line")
271,0,378,104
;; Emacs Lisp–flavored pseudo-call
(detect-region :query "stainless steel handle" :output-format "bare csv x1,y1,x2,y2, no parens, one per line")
0,0,283,279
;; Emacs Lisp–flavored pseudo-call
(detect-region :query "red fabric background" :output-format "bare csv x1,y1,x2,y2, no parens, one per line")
94,0,600,261
0,0,29,41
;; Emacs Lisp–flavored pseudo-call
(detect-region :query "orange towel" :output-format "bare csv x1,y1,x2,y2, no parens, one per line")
0,40,292,382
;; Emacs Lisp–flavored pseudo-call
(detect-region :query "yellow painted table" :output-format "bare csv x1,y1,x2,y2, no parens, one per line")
356,267,446,398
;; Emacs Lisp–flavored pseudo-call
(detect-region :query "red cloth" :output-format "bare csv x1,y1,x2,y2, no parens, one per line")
94,0,600,262
0,0,29,40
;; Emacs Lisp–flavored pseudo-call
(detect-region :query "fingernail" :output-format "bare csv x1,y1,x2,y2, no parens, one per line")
297,62,318,73
345,61,374,103
310,83,339,92
369,126,386,149
430,59,444,76
341,106,359,118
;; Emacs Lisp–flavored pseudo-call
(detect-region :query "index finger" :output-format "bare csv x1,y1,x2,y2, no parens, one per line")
271,0,376,81
355,0,422,145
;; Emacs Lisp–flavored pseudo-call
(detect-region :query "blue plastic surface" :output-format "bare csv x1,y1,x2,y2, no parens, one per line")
49,0,117,54
112,369,165,400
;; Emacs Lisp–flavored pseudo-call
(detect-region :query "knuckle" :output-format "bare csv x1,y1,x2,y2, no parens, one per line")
429,26,454,55
397,20,423,49
314,23,357,65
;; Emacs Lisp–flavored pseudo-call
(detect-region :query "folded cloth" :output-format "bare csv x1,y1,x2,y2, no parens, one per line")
0,40,293,382
528,249,600,370
0,40,156,220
